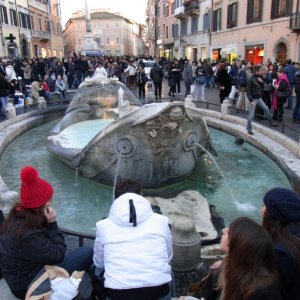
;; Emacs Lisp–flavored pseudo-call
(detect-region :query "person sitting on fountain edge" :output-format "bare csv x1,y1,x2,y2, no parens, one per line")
93,180,173,300
0,165,93,299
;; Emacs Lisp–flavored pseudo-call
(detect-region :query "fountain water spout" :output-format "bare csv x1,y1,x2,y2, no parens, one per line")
194,142,235,202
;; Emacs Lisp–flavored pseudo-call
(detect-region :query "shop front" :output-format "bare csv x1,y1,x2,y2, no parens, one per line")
164,43,174,60
245,44,264,64
220,44,238,63
212,48,221,61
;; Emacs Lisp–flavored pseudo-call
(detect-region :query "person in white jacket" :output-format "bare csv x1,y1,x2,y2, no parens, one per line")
93,192,173,300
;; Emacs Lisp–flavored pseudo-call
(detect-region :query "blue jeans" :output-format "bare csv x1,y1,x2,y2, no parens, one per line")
206,75,212,88
0,96,8,112
58,246,93,274
247,98,272,131
286,85,294,109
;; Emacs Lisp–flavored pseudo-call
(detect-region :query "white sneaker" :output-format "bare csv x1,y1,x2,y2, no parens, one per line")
178,93,182,96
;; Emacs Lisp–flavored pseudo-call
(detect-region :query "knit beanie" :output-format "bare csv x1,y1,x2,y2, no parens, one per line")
20,166,53,209
263,187,300,223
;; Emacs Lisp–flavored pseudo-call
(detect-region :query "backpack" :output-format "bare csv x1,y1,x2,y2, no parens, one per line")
238,70,247,87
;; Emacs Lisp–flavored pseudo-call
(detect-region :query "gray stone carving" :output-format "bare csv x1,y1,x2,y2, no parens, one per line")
147,190,218,240
47,79,216,188
0,176,19,216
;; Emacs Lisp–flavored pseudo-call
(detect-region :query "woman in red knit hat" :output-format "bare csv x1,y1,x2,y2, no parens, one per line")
0,166,93,299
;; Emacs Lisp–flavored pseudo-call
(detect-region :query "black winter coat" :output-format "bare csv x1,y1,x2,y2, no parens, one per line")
294,70,300,94
0,77,10,97
150,64,164,83
246,75,264,102
0,221,67,299
275,224,300,300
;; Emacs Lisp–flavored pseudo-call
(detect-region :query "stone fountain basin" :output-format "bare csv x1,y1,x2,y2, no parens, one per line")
47,102,216,188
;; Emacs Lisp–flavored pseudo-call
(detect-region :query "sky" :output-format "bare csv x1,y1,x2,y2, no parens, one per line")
60,0,148,27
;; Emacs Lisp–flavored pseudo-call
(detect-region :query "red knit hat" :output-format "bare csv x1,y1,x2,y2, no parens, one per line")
20,166,53,209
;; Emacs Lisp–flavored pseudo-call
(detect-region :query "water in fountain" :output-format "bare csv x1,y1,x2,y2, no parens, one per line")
194,143,236,203
0,121,291,233
74,167,79,187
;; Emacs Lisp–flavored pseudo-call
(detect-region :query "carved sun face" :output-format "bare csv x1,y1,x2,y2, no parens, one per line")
169,106,183,121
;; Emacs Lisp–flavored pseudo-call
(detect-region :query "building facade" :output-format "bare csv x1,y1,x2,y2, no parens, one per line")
152,0,211,61
0,0,32,57
210,0,300,64
147,0,300,63
63,10,145,57
0,0,63,58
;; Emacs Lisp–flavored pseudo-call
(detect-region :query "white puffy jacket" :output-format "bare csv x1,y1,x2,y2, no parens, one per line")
93,193,173,289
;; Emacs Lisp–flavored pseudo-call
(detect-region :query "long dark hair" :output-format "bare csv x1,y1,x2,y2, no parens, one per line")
0,203,48,239
263,211,300,273
219,217,278,300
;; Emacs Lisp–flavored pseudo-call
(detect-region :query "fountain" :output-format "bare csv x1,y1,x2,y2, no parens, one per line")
47,77,216,188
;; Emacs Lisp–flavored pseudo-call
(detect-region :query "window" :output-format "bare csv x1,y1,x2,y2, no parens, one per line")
0,5,8,24
172,24,179,37
271,0,292,19
30,14,35,30
26,14,31,29
247,0,263,23
163,4,165,16
227,2,238,28
10,9,18,26
203,13,211,31
116,36,120,44
165,6,169,17
166,25,168,38
181,19,187,35
39,17,42,30
172,3,175,15
156,5,160,17
157,25,160,37
45,20,50,32
212,9,222,31
50,21,54,33
106,37,110,44
78,38,81,45
57,23,62,35
191,16,198,33
18,12,30,29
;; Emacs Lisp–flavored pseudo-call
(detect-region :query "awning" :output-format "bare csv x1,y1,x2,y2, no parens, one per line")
220,45,238,55
85,50,103,57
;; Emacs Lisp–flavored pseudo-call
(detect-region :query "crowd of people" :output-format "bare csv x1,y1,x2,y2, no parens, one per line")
0,164,299,300
0,54,299,299
0,54,299,133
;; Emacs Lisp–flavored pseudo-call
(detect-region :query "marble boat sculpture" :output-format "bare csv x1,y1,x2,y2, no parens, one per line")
47,76,216,188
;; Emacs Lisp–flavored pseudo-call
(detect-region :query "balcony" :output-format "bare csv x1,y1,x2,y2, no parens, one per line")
290,12,300,32
174,6,186,19
184,0,200,15
28,0,49,13
31,30,51,41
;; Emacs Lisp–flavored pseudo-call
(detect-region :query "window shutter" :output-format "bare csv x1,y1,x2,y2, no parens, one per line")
271,0,279,19
247,0,254,23
234,2,238,26
286,0,293,16
26,14,31,29
258,0,263,21
227,4,232,28
213,10,217,31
